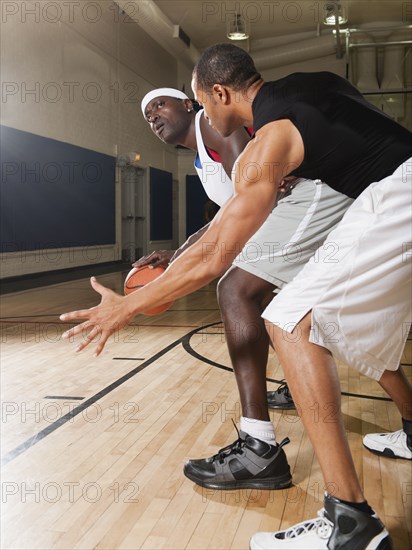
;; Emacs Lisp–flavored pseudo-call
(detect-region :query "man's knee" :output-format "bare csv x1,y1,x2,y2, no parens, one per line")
265,313,312,349
218,267,275,308
217,267,242,308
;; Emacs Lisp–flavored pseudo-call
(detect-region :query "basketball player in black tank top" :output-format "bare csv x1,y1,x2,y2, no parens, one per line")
191,43,411,550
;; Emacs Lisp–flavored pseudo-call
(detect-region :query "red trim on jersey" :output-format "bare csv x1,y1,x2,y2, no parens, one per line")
205,148,222,162
204,127,253,164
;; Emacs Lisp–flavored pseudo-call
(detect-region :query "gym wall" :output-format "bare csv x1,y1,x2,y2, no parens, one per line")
0,1,183,278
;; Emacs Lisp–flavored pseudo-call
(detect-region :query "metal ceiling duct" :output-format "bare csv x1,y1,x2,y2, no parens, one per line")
352,32,379,92
113,0,200,67
351,23,409,119
114,1,337,71
250,31,331,52
251,34,337,71
381,29,410,120
113,2,409,97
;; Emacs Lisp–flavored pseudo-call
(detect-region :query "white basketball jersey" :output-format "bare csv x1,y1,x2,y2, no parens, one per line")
194,110,234,207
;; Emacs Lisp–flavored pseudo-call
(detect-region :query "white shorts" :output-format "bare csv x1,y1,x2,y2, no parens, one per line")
234,179,353,289
262,159,412,380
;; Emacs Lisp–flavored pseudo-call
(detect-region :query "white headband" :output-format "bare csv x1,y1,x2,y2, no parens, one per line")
141,88,189,116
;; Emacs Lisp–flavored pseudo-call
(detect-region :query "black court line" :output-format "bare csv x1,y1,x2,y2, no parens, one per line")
169,309,220,312
0,261,130,294
1,322,219,467
183,328,393,403
0,314,205,326
44,396,85,400
112,357,145,361
0,320,202,329
196,332,412,364
1,320,401,466
0,315,62,319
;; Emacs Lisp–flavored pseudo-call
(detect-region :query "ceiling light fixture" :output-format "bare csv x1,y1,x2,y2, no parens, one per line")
323,2,348,26
227,14,249,41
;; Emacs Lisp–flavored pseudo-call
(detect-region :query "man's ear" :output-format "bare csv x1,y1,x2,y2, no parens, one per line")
212,84,230,105
182,99,194,112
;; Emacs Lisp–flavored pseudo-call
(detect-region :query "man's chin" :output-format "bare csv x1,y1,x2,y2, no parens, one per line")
160,134,177,145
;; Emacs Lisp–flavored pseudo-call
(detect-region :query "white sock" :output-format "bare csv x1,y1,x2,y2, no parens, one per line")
240,416,276,446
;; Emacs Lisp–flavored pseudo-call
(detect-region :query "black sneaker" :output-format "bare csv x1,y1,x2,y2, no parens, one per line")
267,381,296,410
183,430,292,490
250,493,393,549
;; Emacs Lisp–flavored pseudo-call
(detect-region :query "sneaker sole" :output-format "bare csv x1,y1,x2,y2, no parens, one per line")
366,530,394,550
363,443,412,460
267,402,296,410
250,532,393,550
183,469,293,490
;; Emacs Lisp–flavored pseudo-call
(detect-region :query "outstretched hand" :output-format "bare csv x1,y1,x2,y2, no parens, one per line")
60,277,136,356
132,250,175,269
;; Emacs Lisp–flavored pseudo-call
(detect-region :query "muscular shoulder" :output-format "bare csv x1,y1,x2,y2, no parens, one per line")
235,119,304,185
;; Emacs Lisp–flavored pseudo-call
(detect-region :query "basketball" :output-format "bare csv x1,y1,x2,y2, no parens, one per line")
124,266,174,315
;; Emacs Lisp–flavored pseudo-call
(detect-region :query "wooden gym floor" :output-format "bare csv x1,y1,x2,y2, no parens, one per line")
1,268,411,549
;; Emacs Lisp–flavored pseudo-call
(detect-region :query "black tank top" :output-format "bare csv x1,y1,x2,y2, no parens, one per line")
252,73,412,198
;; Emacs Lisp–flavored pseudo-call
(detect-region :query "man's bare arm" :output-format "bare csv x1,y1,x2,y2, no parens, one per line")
60,120,304,354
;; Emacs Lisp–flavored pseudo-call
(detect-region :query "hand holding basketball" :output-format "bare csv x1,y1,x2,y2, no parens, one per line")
132,250,175,269
124,266,174,315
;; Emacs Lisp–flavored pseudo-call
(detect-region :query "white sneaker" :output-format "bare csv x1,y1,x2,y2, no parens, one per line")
363,429,412,460
250,493,393,549
250,511,332,549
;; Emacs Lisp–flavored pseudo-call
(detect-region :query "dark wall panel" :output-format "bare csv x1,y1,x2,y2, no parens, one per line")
150,167,173,241
186,175,209,238
1,125,116,253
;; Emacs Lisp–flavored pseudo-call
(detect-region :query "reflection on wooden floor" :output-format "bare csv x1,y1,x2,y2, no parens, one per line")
1,270,411,549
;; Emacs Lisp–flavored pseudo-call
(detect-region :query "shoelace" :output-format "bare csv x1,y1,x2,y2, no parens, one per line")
379,429,405,443
276,380,291,398
212,422,246,464
281,510,333,540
